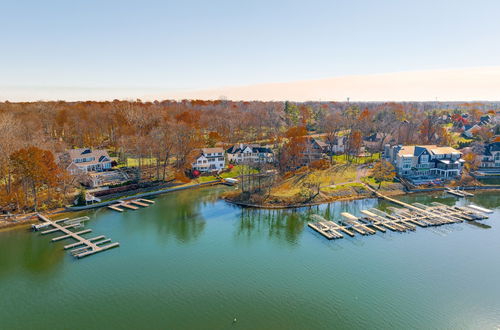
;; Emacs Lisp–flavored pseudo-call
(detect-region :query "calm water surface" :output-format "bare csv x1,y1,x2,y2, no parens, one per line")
0,187,499,330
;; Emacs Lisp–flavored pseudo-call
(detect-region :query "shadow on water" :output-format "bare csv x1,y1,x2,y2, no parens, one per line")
235,208,307,245
0,229,65,279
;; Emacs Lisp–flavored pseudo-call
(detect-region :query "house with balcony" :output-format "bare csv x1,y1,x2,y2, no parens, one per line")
384,144,464,179
192,147,225,173
226,144,274,164
66,148,113,175
479,142,500,170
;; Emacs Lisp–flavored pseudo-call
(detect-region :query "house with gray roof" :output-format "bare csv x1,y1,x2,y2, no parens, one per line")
479,142,500,170
226,144,274,164
66,148,113,175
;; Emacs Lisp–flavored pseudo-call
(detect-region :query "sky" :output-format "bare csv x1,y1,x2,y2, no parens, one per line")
1,0,500,101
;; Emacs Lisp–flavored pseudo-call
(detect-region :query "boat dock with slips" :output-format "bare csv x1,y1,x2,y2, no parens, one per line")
308,185,491,241
107,198,155,212
446,188,474,197
33,214,119,259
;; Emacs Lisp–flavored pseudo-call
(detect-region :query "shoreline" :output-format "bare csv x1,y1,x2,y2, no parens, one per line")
223,186,500,209
0,180,222,231
2,182,499,230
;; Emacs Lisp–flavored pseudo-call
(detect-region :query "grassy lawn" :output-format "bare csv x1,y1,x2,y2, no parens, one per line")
322,182,364,192
331,152,380,165
361,176,393,188
271,164,359,198
118,157,157,168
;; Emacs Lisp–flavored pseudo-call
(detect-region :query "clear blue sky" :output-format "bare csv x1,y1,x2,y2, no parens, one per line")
1,0,500,92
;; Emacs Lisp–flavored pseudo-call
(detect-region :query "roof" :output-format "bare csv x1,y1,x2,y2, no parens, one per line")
68,148,111,166
397,145,461,158
311,138,327,148
201,147,224,154
226,144,273,154
428,146,461,155
484,142,500,156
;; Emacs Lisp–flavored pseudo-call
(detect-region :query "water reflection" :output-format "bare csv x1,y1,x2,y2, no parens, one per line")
235,208,309,245
0,229,65,278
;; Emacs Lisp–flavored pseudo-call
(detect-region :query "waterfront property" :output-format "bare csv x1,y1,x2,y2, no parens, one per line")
384,144,464,179
65,148,113,174
301,137,328,165
192,147,225,173
226,143,274,164
479,141,500,170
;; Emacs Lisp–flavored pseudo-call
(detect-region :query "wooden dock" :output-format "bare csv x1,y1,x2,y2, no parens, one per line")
34,214,119,259
108,198,154,212
308,185,491,241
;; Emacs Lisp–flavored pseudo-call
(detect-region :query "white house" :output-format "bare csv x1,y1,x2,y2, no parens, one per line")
66,148,113,175
479,142,500,169
385,144,464,179
192,147,225,173
226,144,274,164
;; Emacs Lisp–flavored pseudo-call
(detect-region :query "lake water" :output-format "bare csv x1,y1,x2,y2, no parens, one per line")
0,187,499,329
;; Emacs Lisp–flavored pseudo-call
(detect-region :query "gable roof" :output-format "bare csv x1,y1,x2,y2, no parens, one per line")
67,148,111,167
484,142,500,156
201,147,224,154
397,145,460,158
226,144,273,154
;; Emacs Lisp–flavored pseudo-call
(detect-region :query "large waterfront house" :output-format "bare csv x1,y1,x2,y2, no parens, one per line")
479,142,500,170
66,148,113,175
192,147,225,173
301,137,328,165
226,144,274,164
384,144,464,179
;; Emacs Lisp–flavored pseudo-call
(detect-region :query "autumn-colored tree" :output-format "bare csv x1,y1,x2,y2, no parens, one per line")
10,147,62,211
370,160,395,188
346,130,362,162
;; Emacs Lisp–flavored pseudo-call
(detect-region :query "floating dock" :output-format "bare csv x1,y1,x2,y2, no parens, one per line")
108,198,154,212
308,186,491,241
446,188,474,198
34,214,119,259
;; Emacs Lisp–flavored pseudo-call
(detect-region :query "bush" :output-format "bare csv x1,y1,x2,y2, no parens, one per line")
309,159,330,170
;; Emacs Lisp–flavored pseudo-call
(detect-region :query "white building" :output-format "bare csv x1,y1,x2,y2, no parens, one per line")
479,142,500,169
385,144,464,179
192,147,225,173
226,144,274,164
66,148,113,175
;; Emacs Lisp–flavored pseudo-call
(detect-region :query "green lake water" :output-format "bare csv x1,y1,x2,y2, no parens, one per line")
0,187,499,330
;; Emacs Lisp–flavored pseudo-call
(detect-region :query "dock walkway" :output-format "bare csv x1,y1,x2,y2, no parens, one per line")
308,184,491,241
34,214,119,259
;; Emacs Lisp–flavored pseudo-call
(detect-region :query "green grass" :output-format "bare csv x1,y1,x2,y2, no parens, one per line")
361,176,393,188
331,152,380,165
322,182,364,192
118,157,157,168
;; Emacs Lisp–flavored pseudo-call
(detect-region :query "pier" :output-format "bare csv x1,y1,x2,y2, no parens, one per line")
34,214,119,259
108,198,155,212
308,185,491,241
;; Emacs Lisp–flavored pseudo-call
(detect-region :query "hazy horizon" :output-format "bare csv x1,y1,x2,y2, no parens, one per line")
2,66,500,102
2,0,500,102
